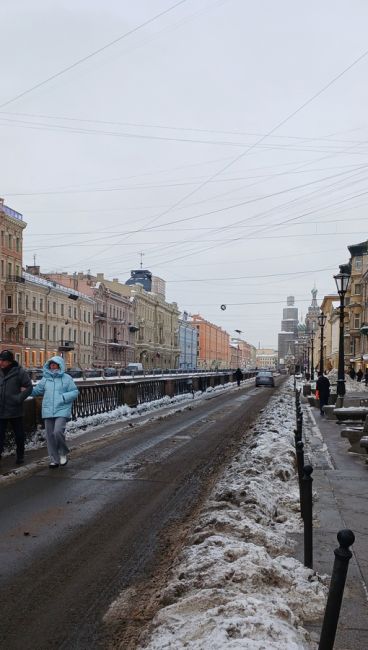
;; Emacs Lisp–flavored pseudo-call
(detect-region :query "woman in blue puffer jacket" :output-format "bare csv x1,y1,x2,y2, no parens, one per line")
32,356,79,468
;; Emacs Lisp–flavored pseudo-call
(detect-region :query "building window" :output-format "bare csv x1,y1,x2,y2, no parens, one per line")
7,295,12,310
61,327,64,342
40,324,44,339
53,302,56,314
25,322,29,338
0,260,4,277
88,311,91,323
16,265,20,277
8,234,12,249
32,296,37,311
61,304,64,316
1,231,4,246
354,314,361,329
32,322,36,339
354,284,362,295
73,329,77,342
69,306,72,318
74,307,77,319
53,326,57,341
25,294,29,309
16,238,20,252
47,325,50,341
355,257,362,271
88,332,91,345
7,262,12,277
40,298,43,312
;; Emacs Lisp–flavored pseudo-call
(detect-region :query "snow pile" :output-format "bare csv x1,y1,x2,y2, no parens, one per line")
138,384,327,649
327,369,367,393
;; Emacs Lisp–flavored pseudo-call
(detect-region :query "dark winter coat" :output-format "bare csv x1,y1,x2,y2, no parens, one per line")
0,362,33,419
234,368,243,381
316,375,330,403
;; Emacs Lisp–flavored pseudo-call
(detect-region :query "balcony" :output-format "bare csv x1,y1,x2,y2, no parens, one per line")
108,339,124,347
95,311,107,319
6,275,25,284
58,340,75,351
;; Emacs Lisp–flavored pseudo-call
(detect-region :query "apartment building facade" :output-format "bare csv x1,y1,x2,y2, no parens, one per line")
127,282,180,370
255,347,278,369
190,314,230,369
45,272,135,368
22,269,94,368
0,199,27,361
178,312,197,369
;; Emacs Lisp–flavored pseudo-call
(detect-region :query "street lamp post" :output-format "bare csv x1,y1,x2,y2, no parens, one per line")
318,311,327,374
334,272,351,400
310,330,315,381
307,344,310,376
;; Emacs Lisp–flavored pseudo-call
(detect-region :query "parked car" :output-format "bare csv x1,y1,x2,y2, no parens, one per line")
103,367,119,377
124,363,144,375
84,368,103,378
66,367,83,379
255,370,275,387
26,367,44,381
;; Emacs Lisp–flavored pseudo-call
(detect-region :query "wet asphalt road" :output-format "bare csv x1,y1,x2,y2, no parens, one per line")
0,380,281,649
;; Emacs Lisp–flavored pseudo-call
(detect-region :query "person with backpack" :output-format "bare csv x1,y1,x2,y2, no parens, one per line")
0,350,33,464
32,356,79,468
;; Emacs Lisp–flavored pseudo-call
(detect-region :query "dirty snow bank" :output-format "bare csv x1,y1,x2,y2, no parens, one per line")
134,382,327,649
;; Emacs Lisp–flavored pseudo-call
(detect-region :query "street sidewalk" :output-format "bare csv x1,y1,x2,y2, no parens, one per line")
300,396,368,649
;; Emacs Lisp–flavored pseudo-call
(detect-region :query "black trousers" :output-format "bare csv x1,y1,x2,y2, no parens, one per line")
0,417,25,459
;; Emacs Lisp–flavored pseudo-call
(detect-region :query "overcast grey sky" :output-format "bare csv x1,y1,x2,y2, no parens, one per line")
1,0,368,348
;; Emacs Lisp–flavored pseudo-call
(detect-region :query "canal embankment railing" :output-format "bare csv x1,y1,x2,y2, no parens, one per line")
20,371,257,435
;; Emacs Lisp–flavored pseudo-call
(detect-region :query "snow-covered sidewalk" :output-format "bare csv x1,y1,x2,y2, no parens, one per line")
127,381,328,649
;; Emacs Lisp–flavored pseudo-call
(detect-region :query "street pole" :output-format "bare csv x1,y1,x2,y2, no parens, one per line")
334,272,350,402
318,312,327,375
311,331,315,381
307,345,310,376
337,293,346,398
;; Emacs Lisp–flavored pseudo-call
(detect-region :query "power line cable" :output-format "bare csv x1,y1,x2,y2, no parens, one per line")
0,0,188,109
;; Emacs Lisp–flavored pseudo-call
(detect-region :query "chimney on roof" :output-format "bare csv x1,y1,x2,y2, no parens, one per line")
26,265,40,276
96,273,104,281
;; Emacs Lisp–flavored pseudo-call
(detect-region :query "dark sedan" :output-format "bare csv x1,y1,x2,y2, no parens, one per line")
255,371,275,387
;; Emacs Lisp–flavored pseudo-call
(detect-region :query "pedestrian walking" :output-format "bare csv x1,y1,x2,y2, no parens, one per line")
349,367,356,380
234,367,243,387
364,369,368,387
0,350,33,464
32,356,78,468
357,368,363,382
316,371,330,416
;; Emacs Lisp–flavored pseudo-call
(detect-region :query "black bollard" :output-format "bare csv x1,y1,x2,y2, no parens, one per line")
296,441,305,518
297,414,303,438
318,530,355,650
296,440,304,484
302,464,313,568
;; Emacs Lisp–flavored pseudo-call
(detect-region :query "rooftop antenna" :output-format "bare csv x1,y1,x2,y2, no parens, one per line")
33,254,36,266
139,252,144,269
